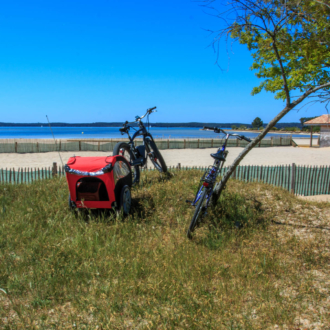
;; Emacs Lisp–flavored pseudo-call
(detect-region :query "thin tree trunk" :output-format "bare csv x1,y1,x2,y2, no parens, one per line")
213,82,330,200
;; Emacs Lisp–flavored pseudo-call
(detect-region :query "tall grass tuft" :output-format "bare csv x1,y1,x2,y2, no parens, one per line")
0,170,329,328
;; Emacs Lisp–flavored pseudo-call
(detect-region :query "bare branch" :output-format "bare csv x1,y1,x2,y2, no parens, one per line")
314,0,330,9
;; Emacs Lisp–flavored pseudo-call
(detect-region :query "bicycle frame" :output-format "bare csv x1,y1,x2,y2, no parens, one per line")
191,143,229,207
192,133,231,207
121,115,156,167
187,126,251,238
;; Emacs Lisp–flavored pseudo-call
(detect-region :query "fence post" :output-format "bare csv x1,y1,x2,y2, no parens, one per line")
326,166,330,195
15,142,18,153
291,163,296,194
271,137,273,147
315,166,321,195
197,139,200,148
184,139,186,149
211,139,213,148
280,137,282,146
79,141,81,151
167,140,169,149
52,162,58,177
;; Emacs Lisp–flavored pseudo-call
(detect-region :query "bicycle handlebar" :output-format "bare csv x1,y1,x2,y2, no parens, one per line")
202,126,252,142
137,107,157,121
121,107,157,127
203,126,223,133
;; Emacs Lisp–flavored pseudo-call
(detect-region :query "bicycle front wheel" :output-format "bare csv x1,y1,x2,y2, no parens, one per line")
113,142,140,183
187,188,208,239
145,138,167,173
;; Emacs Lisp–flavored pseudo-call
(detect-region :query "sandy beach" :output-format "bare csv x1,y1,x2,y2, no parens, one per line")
0,146,329,169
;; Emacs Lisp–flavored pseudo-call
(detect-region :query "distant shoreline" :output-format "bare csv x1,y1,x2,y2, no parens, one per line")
225,129,319,136
0,122,303,129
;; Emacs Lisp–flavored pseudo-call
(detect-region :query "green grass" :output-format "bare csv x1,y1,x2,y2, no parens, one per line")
0,170,329,329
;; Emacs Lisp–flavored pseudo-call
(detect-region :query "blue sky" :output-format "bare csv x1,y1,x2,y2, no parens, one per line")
0,0,325,124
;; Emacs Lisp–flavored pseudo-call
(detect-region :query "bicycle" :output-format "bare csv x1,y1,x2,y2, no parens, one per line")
113,107,167,183
186,126,251,239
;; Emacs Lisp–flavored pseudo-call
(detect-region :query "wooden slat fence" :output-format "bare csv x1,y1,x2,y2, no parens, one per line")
0,163,329,196
0,136,292,153
0,163,65,184
228,164,330,196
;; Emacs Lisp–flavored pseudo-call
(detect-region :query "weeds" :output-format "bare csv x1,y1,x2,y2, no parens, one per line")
0,170,329,329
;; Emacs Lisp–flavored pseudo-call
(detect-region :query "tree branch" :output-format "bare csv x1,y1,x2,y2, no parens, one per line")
212,81,330,200
271,39,291,105
314,0,330,9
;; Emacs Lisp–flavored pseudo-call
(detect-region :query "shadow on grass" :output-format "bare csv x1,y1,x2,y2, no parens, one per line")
197,191,268,250
131,195,156,222
71,194,157,225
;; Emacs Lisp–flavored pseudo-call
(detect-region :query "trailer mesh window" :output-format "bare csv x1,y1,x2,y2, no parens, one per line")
113,161,130,183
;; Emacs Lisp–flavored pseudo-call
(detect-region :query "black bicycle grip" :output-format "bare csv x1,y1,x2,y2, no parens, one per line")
240,135,252,142
148,106,157,112
203,126,216,130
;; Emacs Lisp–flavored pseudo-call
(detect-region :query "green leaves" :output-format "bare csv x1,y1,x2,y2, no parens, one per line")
225,0,330,101
251,117,264,129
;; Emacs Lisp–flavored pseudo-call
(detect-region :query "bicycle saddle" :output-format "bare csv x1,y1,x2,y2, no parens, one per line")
211,150,226,161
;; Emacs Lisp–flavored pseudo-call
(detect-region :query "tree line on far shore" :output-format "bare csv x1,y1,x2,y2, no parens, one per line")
0,120,313,130
231,116,320,132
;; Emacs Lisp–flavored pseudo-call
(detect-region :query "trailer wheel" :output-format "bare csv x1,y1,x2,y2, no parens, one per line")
68,194,76,210
118,185,131,216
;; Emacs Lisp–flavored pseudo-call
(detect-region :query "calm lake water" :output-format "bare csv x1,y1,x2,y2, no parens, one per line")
0,127,312,139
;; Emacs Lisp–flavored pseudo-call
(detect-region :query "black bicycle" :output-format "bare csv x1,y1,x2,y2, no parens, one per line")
113,107,167,183
186,126,251,239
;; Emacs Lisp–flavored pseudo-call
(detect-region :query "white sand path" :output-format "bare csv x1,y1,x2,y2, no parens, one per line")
0,146,329,169
298,195,330,203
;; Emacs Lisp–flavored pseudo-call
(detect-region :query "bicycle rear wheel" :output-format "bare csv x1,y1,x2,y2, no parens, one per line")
145,138,167,173
187,188,208,239
113,142,140,183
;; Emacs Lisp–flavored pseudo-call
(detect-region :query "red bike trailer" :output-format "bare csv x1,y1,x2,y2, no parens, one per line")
65,155,132,214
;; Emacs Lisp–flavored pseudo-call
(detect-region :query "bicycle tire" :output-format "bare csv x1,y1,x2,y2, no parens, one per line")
187,188,207,239
145,138,167,173
68,194,75,210
113,142,140,183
